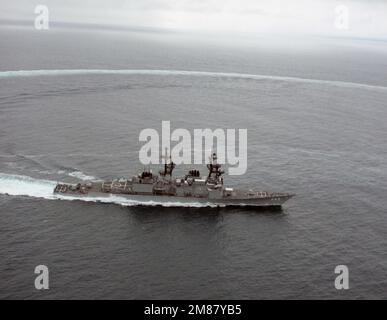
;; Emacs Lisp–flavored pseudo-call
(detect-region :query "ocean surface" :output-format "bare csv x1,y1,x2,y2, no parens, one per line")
1,26,387,299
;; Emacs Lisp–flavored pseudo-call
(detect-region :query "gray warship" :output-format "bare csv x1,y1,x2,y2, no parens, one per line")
53,153,294,207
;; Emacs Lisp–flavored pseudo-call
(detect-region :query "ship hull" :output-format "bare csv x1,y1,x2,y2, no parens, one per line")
54,191,293,208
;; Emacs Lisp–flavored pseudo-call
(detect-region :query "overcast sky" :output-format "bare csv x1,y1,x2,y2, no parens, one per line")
1,0,386,38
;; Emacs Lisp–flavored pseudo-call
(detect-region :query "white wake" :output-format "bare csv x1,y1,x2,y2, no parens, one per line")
68,171,98,181
0,173,221,207
0,69,386,92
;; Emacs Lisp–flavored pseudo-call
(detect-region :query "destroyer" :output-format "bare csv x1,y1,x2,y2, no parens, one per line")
53,153,294,207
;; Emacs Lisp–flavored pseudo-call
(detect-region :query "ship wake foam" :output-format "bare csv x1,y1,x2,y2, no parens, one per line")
0,69,386,92
68,171,99,181
0,173,222,208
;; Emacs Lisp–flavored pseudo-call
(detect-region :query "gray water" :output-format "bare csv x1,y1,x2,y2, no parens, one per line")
1,26,387,299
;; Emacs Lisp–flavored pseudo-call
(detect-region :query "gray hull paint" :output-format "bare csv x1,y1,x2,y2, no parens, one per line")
58,191,292,208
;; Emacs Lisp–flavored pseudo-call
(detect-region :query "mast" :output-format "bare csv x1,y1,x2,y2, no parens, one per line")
206,152,224,185
159,148,175,178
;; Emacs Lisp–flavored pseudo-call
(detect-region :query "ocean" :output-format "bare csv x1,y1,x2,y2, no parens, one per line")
0,26,387,299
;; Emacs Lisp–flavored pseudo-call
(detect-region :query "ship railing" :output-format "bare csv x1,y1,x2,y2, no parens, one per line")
102,180,131,193
248,191,268,197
